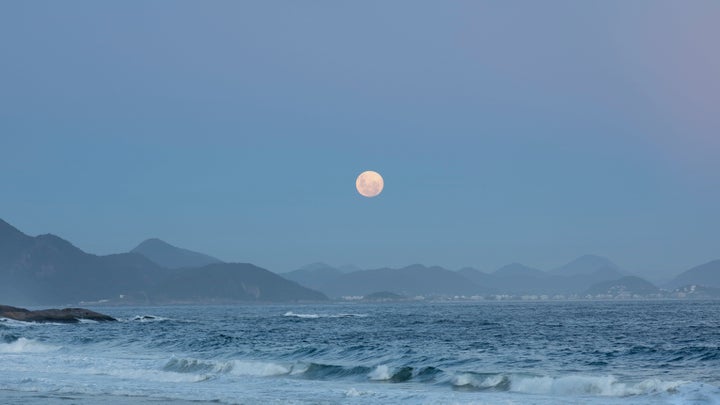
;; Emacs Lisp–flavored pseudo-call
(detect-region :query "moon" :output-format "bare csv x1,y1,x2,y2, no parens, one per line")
356,171,384,198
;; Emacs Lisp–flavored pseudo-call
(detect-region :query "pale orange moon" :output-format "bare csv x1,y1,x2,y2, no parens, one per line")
356,171,384,198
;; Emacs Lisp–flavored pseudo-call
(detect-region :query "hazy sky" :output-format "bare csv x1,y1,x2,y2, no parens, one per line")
1,1,718,277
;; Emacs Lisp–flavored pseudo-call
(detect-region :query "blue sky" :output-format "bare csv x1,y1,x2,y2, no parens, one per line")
1,1,718,277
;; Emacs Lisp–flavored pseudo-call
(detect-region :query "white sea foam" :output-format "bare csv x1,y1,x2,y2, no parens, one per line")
345,387,364,397
96,367,211,383
452,372,689,397
509,374,688,396
453,373,506,389
0,338,59,353
290,363,310,375
368,365,392,381
284,311,320,319
127,315,170,322
228,360,291,377
283,311,368,319
0,318,33,327
164,357,292,377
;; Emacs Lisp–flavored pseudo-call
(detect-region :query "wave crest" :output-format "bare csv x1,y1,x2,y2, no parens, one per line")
451,373,687,396
163,358,291,377
0,337,59,353
283,312,368,319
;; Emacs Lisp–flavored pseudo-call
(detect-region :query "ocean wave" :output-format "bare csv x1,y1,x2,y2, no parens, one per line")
85,365,211,383
283,311,368,319
0,337,59,353
0,318,29,328
368,365,414,382
163,358,292,377
158,355,708,400
452,372,510,391
162,358,419,382
127,315,170,322
450,372,688,397
0,318,47,328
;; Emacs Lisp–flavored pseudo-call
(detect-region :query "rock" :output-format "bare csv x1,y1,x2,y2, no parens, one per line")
0,305,116,323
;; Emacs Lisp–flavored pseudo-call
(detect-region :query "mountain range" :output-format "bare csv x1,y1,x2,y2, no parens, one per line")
131,238,222,269
285,257,627,298
284,254,720,298
287,264,491,297
0,219,325,305
1,218,718,304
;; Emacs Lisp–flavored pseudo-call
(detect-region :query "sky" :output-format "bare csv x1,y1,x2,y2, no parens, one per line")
1,1,718,279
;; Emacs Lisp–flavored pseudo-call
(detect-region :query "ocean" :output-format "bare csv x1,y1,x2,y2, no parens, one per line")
1,300,719,404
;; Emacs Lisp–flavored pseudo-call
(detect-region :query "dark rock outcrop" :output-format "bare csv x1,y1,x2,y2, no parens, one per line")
0,305,116,323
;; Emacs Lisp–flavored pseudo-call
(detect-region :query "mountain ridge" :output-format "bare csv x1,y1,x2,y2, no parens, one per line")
667,259,720,289
131,238,222,269
0,219,325,305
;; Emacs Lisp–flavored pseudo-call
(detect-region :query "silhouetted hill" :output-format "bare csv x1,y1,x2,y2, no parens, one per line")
461,261,625,295
494,263,546,278
337,264,363,273
487,263,552,294
0,219,326,305
154,263,327,302
584,276,659,296
282,262,344,291
668,260,720,289
456,267,494,289
0,219,166,305
315,264,486,297
294,258,633,297
131,238,222,269
550,254,621,276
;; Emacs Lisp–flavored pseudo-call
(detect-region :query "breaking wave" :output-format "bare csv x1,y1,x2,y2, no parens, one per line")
128,315,170,322
164,358,292,377
0,337,59,353
450,372,688,396
158,356,707,399
283,311,368,319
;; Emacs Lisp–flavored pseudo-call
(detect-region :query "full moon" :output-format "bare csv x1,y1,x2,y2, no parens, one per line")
356,171,384,198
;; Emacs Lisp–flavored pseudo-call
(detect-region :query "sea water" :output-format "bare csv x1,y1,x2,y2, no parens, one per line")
1,301,719,404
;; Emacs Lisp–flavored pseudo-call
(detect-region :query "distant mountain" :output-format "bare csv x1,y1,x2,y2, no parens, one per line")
0,219,326,305
668,260,720,289
131,238,222,269
308,259,631,297
153,263,327,302
584,276,659,297
282,262,344,291
0,219,166,305
456,267,494,288
494,263,546,278
337,264,363,273
550,254,621,276
315,264,487,297
459,261,625,295
487,263,552,294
